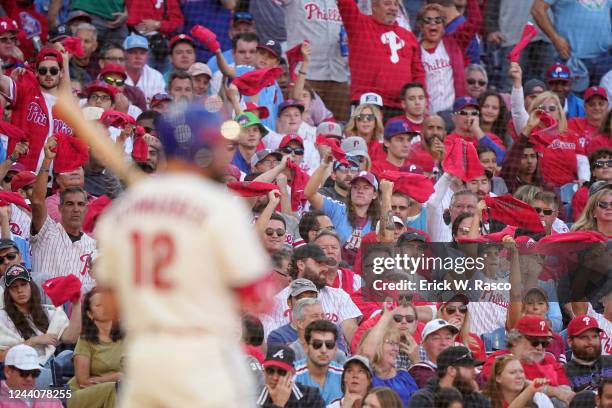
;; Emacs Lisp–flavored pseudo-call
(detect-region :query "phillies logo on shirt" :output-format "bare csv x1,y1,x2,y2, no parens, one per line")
18,12,41,39
9,222,21,236
549,139,576,150
80,252,93,276
422,58,451,72
380,32,405,64
26,102,48,127
53,118,74,136
303,3,342,22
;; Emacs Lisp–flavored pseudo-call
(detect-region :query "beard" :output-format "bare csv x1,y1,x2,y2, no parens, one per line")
302,265,326,289
572,344,601,362
453,373,476,394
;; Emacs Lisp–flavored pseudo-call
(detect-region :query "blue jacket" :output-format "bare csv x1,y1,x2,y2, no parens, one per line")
566,93,585,119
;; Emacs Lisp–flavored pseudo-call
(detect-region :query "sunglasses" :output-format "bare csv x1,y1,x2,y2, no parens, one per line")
594,159,612,169
282,146,304,155
445,305,468,315
311,339,335,350
356,113,376,122
393,314,416,323
467,78,487,87
102,75,125,87
525,336,551,348
457,110,479,116
336,165,360,173
0,36,17,44
422,16,444,25
13,367,40,379
533,207,554,216
265,366,287,376
0,252,18,264
265,228,285,237
37,67,60,76
597,201,612,210
537,105,557,113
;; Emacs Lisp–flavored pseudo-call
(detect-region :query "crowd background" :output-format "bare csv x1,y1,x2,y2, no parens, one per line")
0,0,609,407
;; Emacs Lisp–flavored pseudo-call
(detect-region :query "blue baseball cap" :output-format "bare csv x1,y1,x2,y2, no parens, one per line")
384,119,416,140
452,96,479,112
123,34,149,51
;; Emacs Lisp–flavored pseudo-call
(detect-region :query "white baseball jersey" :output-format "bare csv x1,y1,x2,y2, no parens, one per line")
421,42,454,114
261,285,362,338
9,203,31,240
468,270,510,336
30,216,96,291
587,304,612,356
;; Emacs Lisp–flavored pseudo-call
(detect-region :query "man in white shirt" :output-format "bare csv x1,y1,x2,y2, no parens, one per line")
123,34,166,106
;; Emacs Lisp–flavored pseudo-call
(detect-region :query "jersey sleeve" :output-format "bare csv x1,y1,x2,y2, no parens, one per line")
208,195,269,288
337,289,363,321
29,216,55,246
321,196,347,226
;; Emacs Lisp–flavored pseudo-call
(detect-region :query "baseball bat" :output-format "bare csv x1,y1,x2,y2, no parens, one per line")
54,89,144,186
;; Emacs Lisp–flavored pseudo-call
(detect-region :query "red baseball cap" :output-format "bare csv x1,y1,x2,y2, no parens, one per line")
567,315,603,337
584,86,608,103
279,134,304,149
245,102,270,119
84,80,118,102
100,64,127,79
545,63,571,82
10,171,36,192
169,34,195,51
516,315,552,337
35,48,63,69
0,17,19,34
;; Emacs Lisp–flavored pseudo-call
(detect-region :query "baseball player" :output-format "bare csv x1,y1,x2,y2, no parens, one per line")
94,103,274,407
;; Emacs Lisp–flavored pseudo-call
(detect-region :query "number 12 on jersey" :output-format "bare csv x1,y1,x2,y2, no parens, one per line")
131,231,175,289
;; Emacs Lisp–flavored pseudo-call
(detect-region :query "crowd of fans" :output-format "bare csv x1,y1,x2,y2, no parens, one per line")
0,0,609,407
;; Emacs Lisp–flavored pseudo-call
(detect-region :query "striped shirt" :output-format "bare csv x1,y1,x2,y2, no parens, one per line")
9,203,31,240
30,216,96,291
294,359,343,405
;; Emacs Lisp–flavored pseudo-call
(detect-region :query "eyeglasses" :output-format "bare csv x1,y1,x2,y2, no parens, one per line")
37,67,60,76
445,305,468,315
0,36,17,44
533,207,554,216
0,252,18,264
384,339,399,347
536,105,557,113
89,94,112,102
282,146,304,155
467,78,487,87
103,56,126,63
356,113,375,122
102,75,125,87
393,314,416,323
597,201,612,210
264,228,285,237
422,16,444,25
265,366,287,377
525,336,551,348
594,160,612,169
311,339,335,350
12,367,40,379
456,110,479,116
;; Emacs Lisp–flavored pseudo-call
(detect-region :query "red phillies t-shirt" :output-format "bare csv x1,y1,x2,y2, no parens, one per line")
367,139,387,163
482,350,569,386
388,115,424,134
585,134,612,156
568,118,599,153
408,142,436,173
8,71,74,171
539,132,581,187
445,132,506,151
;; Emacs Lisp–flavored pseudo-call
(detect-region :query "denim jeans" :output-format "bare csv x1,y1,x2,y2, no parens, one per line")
36,349,73,389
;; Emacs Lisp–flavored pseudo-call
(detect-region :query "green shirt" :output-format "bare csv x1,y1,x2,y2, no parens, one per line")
68,337,124,390
71,0,125,21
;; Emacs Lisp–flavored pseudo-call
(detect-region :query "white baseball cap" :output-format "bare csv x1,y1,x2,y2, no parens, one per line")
375,216,405,234
360,92,383,107
422,319,459,340
4,345,42,370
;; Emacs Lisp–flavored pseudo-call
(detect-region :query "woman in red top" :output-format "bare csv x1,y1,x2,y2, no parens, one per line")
438,297,486,361
344,103,386,163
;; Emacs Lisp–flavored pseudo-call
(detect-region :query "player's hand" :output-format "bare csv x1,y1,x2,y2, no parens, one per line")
508,62,522,87
552,36,571,60
268,373,292,407
12,141,29,160
33,333,59,346
44,137,57,160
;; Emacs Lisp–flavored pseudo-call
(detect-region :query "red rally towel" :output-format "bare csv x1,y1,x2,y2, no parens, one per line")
82,195,112,235
0,120,27,142
62,37,85,58
286,160,309,213
227,181,279,197
100,110,136,129
233,67,283,96
0,191,31,212
42,275,82,307
286,42,306,81
443,138,484,182
380,170,434,203
53,134,89,174
507,23,538,63
316,135,346,161
484,194,545,233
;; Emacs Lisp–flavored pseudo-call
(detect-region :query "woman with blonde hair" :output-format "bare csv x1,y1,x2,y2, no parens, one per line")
344,103,386,162
437,297,486,361
483,354,553,408
359,308,418,407
572,184,612,236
